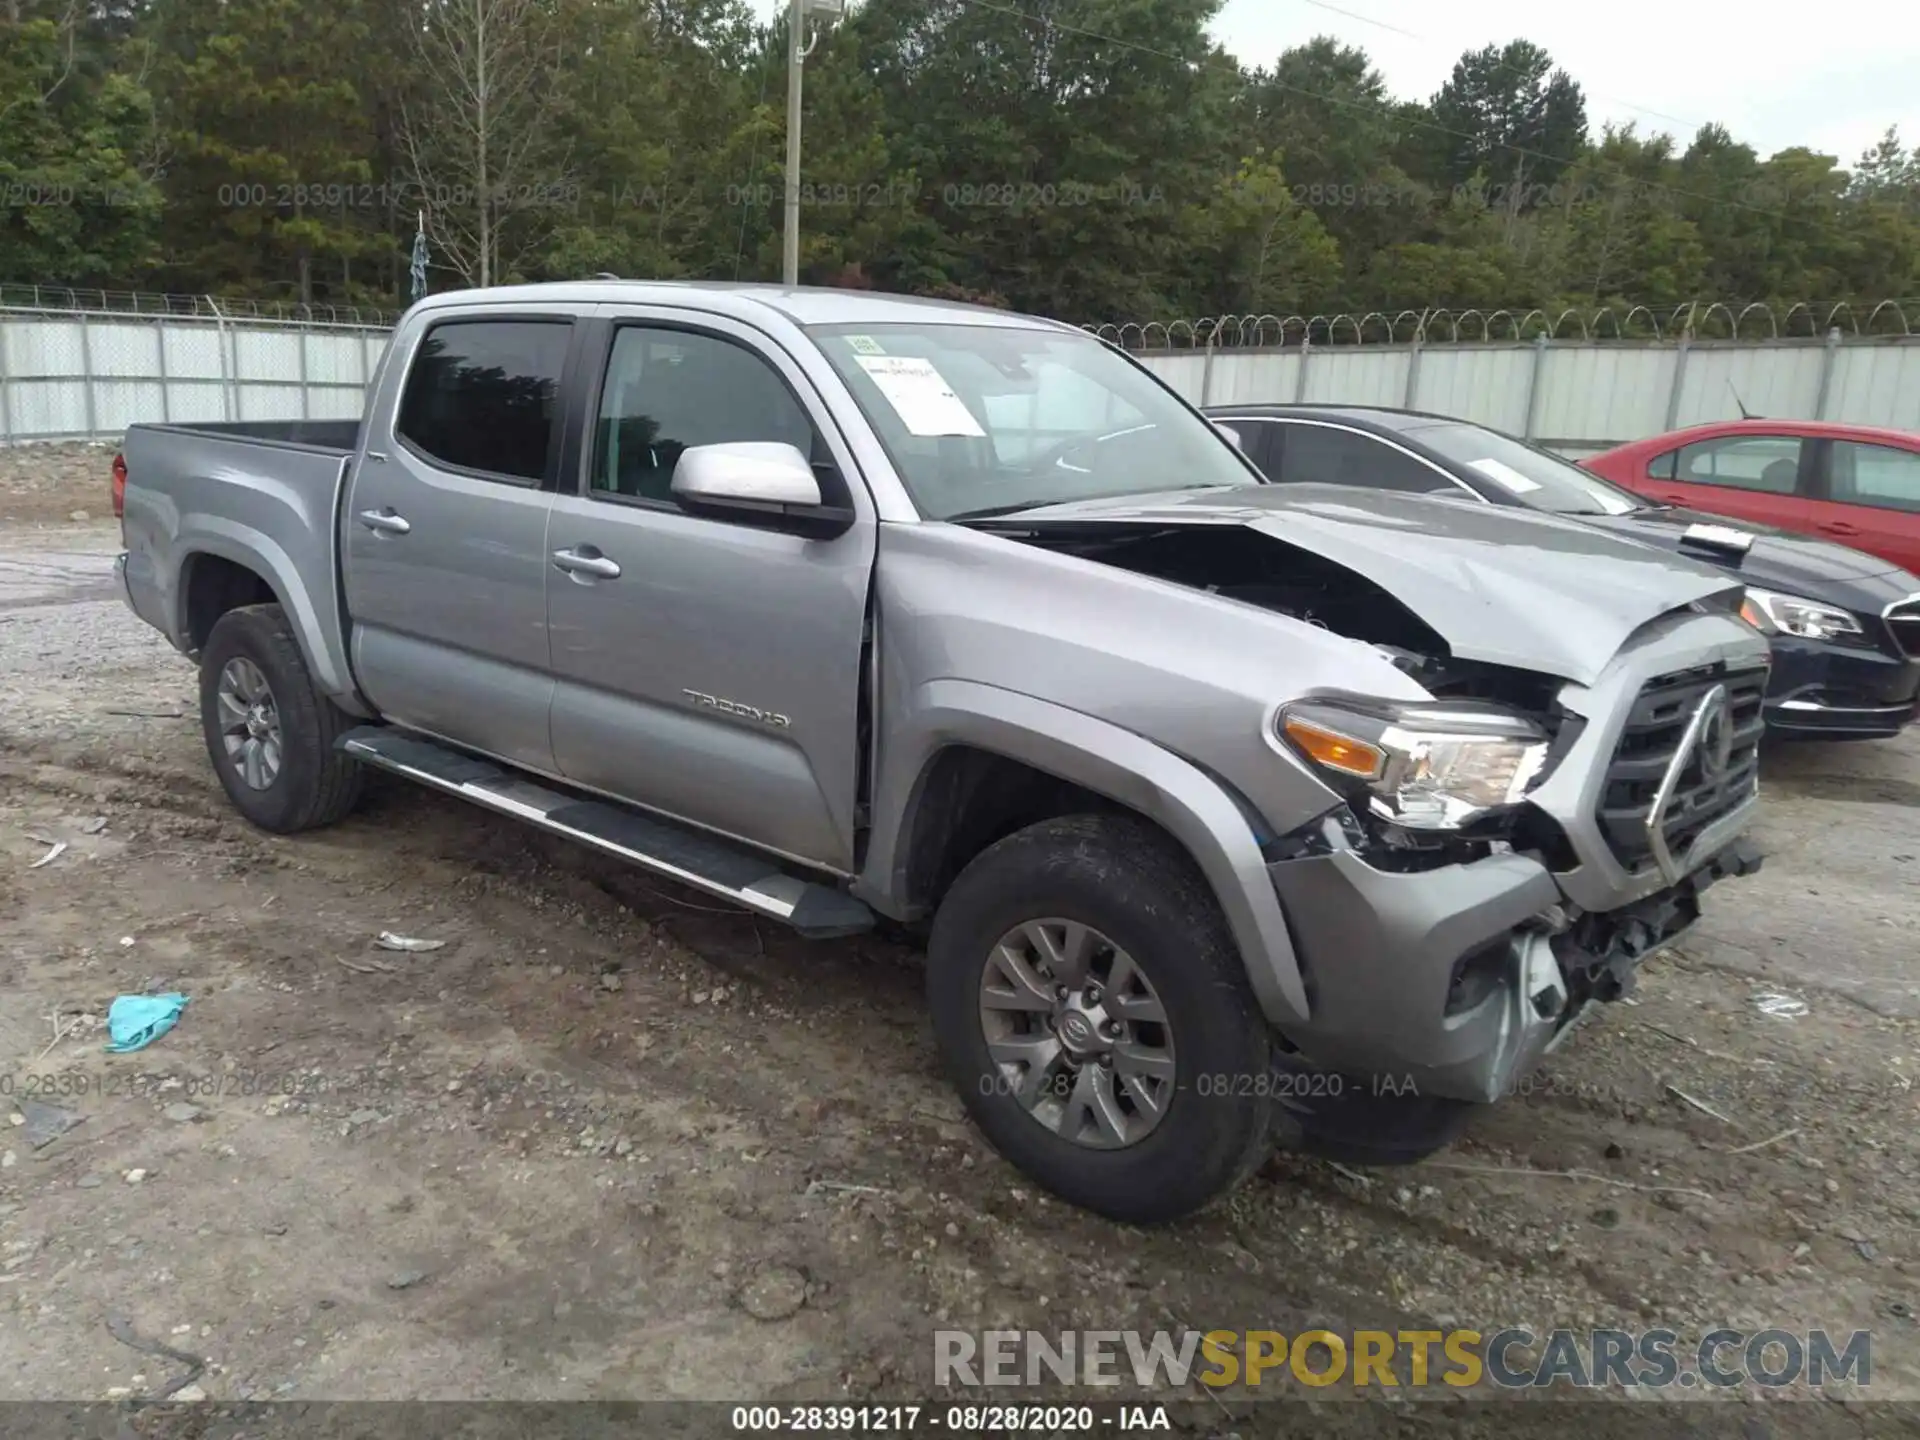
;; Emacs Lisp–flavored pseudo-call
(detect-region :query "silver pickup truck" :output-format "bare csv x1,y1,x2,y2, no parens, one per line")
115,281,1767,1222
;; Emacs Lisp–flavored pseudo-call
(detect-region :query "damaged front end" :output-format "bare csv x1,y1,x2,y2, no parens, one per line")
1253,643,1770,1104
975,487,1771,1104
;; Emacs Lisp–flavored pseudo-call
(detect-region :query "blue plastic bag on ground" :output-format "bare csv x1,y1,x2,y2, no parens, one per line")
105,993,189,1053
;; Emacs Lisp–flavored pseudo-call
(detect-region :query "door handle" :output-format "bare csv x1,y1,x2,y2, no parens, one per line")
357,508,411,535
1820,521,1861,537
552,547,621,580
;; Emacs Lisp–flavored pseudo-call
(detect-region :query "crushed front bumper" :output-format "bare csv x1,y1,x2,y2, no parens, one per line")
1268,836,1762,1104
1262,611,1772,1104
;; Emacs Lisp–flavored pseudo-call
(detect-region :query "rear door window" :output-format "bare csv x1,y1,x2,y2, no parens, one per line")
1669,435,1805,495
1209,419,1272,470
1829,440,1920,515
396,320,571,483
1274,424,1456,495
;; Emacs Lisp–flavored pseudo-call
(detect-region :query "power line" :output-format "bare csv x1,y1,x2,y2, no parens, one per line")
1299,0,1709,135
951,0,1800,222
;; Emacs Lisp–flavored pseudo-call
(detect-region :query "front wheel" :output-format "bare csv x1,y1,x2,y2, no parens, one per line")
1267,1052,1475,1166
199,603,364,834
926,814,1275,1224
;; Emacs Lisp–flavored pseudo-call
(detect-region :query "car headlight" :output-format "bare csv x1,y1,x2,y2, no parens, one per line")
1740,587,1862,641
1278,694,1551,831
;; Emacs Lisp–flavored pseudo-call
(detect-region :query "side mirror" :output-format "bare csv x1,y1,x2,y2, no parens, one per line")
672,442,854,538
1211,421,1245,452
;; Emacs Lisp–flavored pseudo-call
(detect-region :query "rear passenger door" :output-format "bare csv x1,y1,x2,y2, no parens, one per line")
543,310,876,872
343,311,576,773
1814,439,1920,575
1642,432,1817,535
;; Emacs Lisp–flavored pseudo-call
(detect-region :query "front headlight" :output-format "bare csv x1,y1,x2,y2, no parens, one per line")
1741,587,1863,641
1278,694,1551,831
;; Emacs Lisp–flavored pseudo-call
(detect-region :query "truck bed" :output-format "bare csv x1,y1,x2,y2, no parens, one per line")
132,418,362,454
119,419,361,704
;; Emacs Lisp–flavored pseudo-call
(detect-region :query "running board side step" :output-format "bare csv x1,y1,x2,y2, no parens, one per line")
337,728,874,939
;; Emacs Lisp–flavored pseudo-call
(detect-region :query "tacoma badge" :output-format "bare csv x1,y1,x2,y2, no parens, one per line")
682,689,792,728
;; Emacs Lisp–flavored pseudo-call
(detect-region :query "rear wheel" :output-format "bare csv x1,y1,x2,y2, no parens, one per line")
927,814,1275,1223
199,604,364,834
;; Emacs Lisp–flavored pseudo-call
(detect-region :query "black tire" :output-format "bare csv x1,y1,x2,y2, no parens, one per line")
199,603,364,834
927,814,1275,1224
1269,1052,1475,1166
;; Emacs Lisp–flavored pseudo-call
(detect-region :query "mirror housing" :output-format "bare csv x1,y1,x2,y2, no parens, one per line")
1211,421,1245,452
672,442,854,538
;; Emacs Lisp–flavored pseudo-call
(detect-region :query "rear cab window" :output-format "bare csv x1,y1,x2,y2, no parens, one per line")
395,319,571,483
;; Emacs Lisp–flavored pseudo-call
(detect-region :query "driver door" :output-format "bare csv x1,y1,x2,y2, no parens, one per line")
543,310,877,872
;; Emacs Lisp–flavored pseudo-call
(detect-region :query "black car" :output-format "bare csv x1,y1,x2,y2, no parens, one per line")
1205,404,1920,740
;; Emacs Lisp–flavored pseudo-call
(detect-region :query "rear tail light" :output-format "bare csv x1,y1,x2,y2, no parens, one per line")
111,453,128,519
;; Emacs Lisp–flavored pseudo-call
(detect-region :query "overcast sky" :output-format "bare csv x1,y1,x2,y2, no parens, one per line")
757,0,1917,167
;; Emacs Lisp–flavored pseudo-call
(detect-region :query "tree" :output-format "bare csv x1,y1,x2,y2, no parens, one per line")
401,0,575,287
0,7,163,286
145,0,376,304
1185,151,1342,315
7,6,1920,320
1430,40,1587,219
1236,38,1417,284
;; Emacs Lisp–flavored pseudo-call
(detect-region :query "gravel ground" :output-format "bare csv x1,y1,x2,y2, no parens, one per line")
1,445,1918,1434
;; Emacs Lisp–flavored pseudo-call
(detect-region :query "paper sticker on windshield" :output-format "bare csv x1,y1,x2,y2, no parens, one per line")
846,335,886,356
1467,457,1543,495
855,355,986,438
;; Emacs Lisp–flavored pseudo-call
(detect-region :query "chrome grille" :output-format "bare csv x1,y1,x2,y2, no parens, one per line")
1598,663,1767,873
1887,598,1920,660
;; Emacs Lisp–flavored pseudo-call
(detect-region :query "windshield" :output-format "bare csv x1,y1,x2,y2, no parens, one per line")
810,322,1260,519
1405,421,1645,517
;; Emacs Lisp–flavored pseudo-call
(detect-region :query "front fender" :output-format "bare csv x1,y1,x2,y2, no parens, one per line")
861,678,1311,1027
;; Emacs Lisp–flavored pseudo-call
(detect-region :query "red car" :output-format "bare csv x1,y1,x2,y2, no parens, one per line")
1582,420,1920,576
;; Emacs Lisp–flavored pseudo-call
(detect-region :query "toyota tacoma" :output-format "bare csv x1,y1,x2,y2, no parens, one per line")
114,282,1767,1222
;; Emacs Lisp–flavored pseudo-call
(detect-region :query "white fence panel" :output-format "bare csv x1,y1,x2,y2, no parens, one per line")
1302,347,1408,407
305,332,369,386
1145,353,1208,403
1133,334,1919,457
0,308,388,442
4,307,1918,451
1826,343,1920,430
1206,350,1302,405
1676,343,1825,427
1413,346,1533,434
1534,347,1675,449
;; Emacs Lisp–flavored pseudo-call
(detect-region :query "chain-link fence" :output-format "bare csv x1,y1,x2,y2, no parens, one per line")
0,285,399,328
3,290,1918,448
1087,298,1920,349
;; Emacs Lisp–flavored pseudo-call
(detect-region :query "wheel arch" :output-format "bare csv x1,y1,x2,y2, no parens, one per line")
171,524,365,714
860,679,1310,1026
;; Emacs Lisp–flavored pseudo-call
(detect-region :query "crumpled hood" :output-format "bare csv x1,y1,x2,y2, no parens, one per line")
992,484,1747,684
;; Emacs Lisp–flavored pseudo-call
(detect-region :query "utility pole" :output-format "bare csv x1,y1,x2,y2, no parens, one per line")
782,0,805,287
782,0,841,287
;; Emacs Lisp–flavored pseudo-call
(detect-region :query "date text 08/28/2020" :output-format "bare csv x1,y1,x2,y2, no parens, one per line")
728,1405,1169,1433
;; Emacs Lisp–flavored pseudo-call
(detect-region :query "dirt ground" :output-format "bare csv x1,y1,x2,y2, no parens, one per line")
2,443,1918,1433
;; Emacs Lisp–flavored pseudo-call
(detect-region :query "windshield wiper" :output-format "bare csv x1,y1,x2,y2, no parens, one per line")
948,500,1047,522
